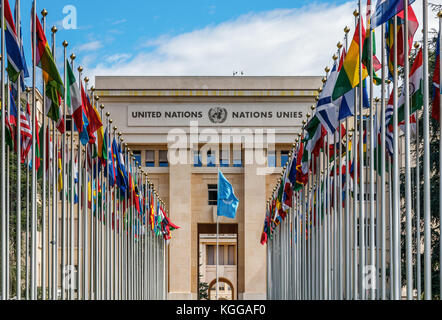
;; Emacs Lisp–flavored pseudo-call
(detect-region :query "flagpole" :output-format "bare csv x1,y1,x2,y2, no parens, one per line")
392,13,402,300
216,189,219,300
36,8,46,301
380,22,387,300
422,0,433,301
30,0,38,300
1,0,6,301
438,10,442,300
401,0,413,300
76,67,83,300
69,53,75,301
25,88,31,300
12,0,21,300
61,39,68,301
6,72,10,302
414,48,421,299
368,0,376,301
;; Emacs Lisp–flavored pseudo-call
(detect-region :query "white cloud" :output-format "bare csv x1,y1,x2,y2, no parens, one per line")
106,53,132,64
77,40,103,52
84,1,440,83
85,2,356,81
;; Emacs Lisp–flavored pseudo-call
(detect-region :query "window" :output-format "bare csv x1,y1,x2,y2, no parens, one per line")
357,218,377,246
133,151,141,166
145,150,155,167
281,151,290,167
66,117,73,132
218,245,224,265
228,245,235,265
233,150,242,168
159,150,168,167
220,150,230,167
268,150,276,167
208,184,218,205
207,150,216,167
206,245,215,265
194,151,202,167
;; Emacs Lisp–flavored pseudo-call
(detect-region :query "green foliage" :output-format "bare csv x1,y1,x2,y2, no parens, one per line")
399,22,441,299
0,96,43,299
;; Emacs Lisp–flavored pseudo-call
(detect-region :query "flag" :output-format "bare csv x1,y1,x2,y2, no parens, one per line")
294,141,307,190
217,170,239,219
316,60,340,135
0,106,15,150
370,0,416,30
58,147,63,192
150,193,155,230
304,115,326,157
66,60,82,117
332,19,369,100
93,106,106,165
432,33,441,121
113,138,128,194
20,103,33,164
108,130,117,188
384,91,394,156
32,11,65,127
338,79,371,121
282,164,293,211
362,0,382,85
385,6,419,79
81,85,102,144
391,48,423,125
4,0,25,83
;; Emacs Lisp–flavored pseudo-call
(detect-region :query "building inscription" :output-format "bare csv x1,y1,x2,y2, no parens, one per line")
128,103,307,127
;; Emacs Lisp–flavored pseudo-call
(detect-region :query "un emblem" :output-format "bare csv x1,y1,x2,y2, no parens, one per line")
208,107,228,124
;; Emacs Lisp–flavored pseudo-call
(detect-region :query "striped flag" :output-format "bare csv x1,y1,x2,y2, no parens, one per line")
4,0,25,82
332,19,369,100
316,60,340,135
370,0,416,30
32,11,65,127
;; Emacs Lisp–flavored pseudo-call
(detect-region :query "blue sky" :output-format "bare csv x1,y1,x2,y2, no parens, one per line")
13,0,436,87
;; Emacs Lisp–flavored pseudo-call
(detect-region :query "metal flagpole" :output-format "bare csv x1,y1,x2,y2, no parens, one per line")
6,65,10,302
415,69,421,300
26,88,31,300
380,22,387,301
15,0,22,300
69,54,76,301
438,10,442,300
76,67,83,300
83,78,89,300
61,39,68,300
0,0,6,301
422,0,432,300
402,1,413,300
31,0,38,300
216,210,219,300
392,14,400,300
40,9,47,300
344,24,351,301
357,0,366,301
50,25,58,300
368,0,376,301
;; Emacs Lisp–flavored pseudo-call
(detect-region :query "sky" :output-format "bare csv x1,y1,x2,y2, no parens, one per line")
12,0,441,88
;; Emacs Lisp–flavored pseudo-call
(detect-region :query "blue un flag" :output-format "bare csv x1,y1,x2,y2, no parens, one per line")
217,170,239,219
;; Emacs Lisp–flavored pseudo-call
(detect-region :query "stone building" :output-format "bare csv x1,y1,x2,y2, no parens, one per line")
95,76,321,300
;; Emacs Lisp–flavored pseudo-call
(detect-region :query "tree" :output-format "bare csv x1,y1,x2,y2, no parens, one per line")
399,3,441,299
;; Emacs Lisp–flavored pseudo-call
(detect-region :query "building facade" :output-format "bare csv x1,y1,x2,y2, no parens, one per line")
95,76,322,300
